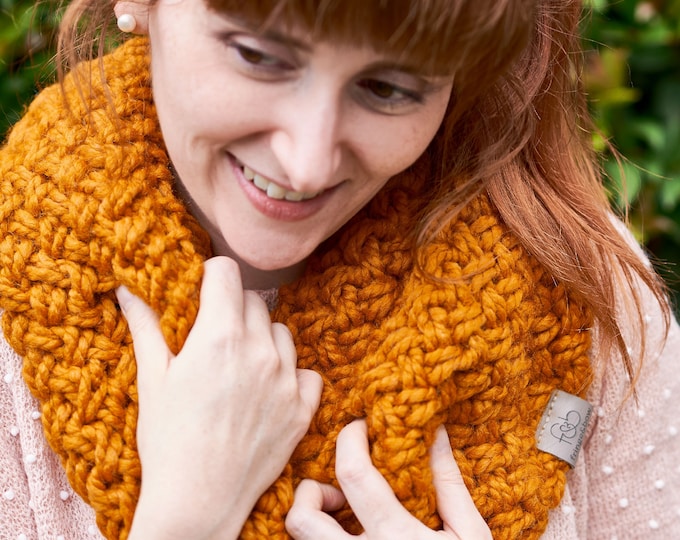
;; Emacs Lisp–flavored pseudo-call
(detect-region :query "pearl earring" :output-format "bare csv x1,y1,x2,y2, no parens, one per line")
117,14,137,33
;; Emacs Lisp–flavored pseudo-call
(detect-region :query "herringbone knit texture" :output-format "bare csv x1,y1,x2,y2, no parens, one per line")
0,38,593,539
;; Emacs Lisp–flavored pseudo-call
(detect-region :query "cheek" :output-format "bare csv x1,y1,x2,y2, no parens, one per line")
367,119,443,179
149,16,226,127
364,92,450,179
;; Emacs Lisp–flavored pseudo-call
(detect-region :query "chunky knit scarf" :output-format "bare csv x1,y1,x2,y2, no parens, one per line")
0,38,593,539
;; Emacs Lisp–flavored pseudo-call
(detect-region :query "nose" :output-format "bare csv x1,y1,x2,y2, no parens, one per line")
270,86,343,194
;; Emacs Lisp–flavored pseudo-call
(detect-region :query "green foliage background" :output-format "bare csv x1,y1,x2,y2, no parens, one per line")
584,0,680,311
2,0,679,310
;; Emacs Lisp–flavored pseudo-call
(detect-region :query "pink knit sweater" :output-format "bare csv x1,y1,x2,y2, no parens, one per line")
2,267,680,539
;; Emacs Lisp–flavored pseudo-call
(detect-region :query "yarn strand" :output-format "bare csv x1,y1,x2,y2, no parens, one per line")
0,38,593,540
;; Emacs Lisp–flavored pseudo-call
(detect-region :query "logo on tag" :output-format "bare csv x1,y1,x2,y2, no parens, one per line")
535,389,593,467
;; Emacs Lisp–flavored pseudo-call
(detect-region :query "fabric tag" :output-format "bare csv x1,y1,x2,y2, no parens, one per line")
535,389,593,467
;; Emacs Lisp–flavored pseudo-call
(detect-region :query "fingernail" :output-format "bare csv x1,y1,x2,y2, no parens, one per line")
115,285,133,313
433,425,450,453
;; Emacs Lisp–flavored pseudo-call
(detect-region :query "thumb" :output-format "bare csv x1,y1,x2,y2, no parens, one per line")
116,285,172,401
431,425,491,539
286,479,347,540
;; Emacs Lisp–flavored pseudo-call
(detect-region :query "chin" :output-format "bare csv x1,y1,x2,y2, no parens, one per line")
237,247,309,272
237,238,319,269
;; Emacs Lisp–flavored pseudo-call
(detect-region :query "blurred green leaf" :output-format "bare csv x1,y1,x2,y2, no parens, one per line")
583,0,680,311
1,0,58,138
661,178,680,210
606,159,643,207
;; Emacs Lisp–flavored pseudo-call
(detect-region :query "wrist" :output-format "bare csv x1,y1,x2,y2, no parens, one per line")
129,494,244,540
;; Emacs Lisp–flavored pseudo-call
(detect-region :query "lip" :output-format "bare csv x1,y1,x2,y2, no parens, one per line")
228,154,335,222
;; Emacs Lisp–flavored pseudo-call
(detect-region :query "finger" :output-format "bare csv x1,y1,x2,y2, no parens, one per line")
335,419,412,535
295,368,323,419
286,479,348,540
180,257,249,356
243,289,276,334
116,285,171,401
193,256,246,329
431,426,491,539
271,322,295,357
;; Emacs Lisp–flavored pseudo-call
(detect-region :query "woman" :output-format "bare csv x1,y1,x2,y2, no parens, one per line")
1,0,678,538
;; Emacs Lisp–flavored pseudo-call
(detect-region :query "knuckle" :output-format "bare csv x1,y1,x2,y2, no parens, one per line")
201,257,242,295
243,289,267,309
204,255,240,276
290,410,314,437
196,321,246,354
285,504,312,537
251,339,285,367
334,451,367,486
278,374,303,404
272,321,294,339
126,309,154,336
460,516,492,540
436,467,467,488
477,525,493,540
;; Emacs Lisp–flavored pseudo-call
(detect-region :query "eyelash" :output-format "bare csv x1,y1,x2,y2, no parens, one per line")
229,42,295,72
224,37,427,112
356,79,425,108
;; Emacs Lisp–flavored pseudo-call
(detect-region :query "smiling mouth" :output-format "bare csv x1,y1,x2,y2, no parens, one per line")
242,166,321,202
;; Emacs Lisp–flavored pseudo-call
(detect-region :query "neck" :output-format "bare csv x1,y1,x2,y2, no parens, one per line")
210,233,306,290
171,173,305,290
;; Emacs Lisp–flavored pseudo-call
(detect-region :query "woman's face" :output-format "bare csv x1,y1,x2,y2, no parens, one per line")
144,0,453,285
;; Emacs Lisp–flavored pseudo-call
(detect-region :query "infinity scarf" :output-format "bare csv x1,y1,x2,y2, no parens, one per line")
0,38,593,539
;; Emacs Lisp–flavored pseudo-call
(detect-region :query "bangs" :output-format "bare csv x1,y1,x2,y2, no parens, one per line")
206,0,536,77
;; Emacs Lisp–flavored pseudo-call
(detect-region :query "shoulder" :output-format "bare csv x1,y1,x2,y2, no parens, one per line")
565,217,680,537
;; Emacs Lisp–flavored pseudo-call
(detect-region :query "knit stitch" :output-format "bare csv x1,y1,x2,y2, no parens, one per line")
0,38,593,539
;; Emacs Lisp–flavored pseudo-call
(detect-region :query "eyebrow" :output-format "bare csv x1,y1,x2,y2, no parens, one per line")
364,60,430,77
219,14,313,53
216,12,449,80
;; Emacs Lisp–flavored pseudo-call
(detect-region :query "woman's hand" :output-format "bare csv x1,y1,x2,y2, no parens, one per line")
118,257,323,540
286,420,491,540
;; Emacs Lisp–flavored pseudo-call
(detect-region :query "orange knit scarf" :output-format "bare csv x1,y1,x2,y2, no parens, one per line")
0,38,593,539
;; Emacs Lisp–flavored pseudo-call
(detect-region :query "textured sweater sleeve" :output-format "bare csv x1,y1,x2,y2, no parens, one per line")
574,281,680,538
543,225,680,539
0,329,38,538
1,315,103,539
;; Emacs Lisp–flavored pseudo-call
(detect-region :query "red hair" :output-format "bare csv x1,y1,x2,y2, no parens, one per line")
57,0,670,388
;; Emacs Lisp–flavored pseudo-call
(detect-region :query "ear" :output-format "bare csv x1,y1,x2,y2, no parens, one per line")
114,1,151,34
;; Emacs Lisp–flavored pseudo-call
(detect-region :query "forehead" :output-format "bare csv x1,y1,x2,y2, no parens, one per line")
204,0,532,77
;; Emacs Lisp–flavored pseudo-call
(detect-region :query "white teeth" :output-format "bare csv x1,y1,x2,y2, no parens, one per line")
266,182,287,200
253,173,269,191
242,166,319,201
284,191,305,202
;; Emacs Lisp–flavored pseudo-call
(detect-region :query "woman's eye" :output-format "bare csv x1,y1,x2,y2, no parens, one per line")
219,33,297,75
362,80,399,99
357,78,424,111
234,44,286,69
